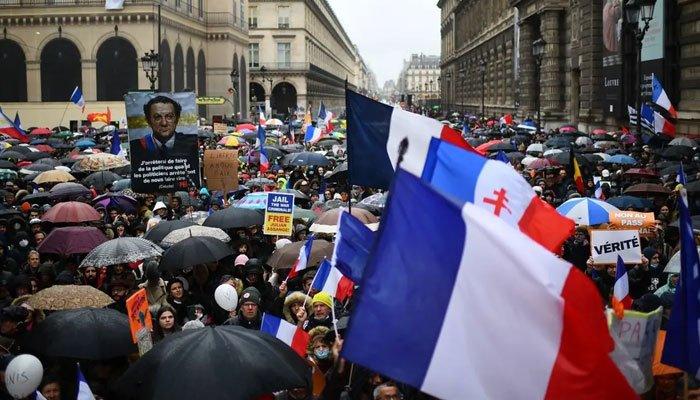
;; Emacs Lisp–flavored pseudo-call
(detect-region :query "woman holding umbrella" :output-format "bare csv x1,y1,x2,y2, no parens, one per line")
152,305,181,343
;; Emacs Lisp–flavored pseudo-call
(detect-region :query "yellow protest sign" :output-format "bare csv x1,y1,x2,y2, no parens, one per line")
263,192,295,236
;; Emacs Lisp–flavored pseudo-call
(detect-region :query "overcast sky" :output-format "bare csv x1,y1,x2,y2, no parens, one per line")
327,0,441,86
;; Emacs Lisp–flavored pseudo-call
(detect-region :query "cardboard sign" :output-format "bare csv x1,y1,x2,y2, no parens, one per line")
126,288,153,354
203,149,239,193
590,229,642,264
263,192,295,236
213,122,228,135
609,212,657,238
608,307,662,392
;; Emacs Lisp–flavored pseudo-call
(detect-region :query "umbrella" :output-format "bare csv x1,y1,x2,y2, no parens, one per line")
80,237,163,268
505,152,525,162
310,207,379,233
111,178,131,191
236,123,256,131
547,151,589,167
594,140,619,150
0,151,25,161
115,326,310,400
219,136,241,147
41,201,101,223
0,160,17,170
245,177,275,187
475,140,505,153
293,208,317,223
575,136,593,147
180,211,210,225
49,182,91,200
27,285,113,310
82,171,122,191
36,226,107,255
203,207,264,230
75,138,96,149
624,183,672,196
161,226,230,247
20,191,51,205
521,156,539,166
281,144,305,153
144,220,196,243
526,143,546,154
623,168,659,179
29,127,52,136
485,142,516,152
0,169,18,180
606,196,654,210
326,161,347,183
542,149,563,157
662,146,694,160
33,170,76,185
559,125,577,133
591,128,608,135
668,137,698,147
282,152,331,167
21,163,53,174
528,158,559,170
71,153,129,172
23,152,51,161
267,239,333,270
24,308,135,359
266,118,284,126
359,193,388,210
234,192,270,210
544,137,573,149
607,154,637,165
594,152,611,162
159,236,234,271
556,198,620,225
93,192,139,213
664,246,700,274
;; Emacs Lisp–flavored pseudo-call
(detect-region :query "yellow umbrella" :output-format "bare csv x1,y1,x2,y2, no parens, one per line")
223,136,240,147
33,169,76,184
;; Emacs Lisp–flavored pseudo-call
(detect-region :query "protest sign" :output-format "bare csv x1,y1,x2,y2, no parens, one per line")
126,288,153,355
213,122,228,135
607,307,662,392
263,192,295,236
590,229,642,264
609,211,657,238
125,91,200,193
203,149,238,192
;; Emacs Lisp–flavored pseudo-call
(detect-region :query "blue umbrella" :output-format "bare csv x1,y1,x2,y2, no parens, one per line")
75,138,96,149
556,198,620,225
607,154,637,165
606,196,653,210
111,179,131,191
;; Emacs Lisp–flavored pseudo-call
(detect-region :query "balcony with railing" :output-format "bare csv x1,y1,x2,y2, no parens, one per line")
249,62,310,72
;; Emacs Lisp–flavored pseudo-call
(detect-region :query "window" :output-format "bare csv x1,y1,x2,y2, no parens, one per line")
249,43,259,68
278,6,290,28
277,43,290,67
249,6,258,28
240,2,245,27
198,0,203,17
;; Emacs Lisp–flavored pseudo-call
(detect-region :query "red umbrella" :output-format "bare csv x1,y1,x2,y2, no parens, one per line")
37,226,107,255
624,168,659,179
560,125,577,133
236,123,256,131
528,158,559,170
475,140,505,153
591,128,607,135
34,144,55,153
29,127,52,136
42,201,101,223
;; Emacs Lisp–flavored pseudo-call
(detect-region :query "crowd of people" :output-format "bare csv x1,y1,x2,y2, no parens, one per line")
0,109,697,399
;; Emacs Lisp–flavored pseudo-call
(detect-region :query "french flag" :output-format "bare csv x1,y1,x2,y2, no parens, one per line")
77,364,96,400
346,89,478,189
331,210,375,283
257,125,269,173
342,170,636,399
258,106,267,126
287,234,314,280
304,125,323,144
318,102,333,133
261,313,309,358
653,111,675,138
0,107,29,143
421,138,574,254
311,259,354,302
70,86,86,113
677,163,687,185
593,176,605,200
652,74,677,119
612,255,632,319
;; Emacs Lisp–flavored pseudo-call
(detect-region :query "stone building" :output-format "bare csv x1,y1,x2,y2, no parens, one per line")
0,0,250,127
397,53,441,107
439,0,699,136
247,0,363,118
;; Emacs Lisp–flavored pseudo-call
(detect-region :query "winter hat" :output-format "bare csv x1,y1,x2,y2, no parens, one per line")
234,254,249,267
199,187,210,196
312,291,333,310
239,287,261,307
642,247,658,260
282,291,312,323
243,259,264,275
306,326,330,355
275,238,292,250
153,201,167,212
182,320,205,330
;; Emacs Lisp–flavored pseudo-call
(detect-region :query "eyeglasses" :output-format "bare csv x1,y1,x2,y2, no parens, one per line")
151,113,177,122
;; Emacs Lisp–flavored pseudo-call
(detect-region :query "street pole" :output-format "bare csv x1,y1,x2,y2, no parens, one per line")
481,71,485,121
635,35,643,140
536,58,542,133
157,3,161,91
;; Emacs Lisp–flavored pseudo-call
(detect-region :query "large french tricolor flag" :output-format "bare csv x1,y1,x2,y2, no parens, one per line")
0,107,29,143
342,170,636,399
287,234,314,280
652,74,677,119
261,313,309,358
331,210,375,283
304,125,323,144
257,125,269,173
311,259,354,302
612,255,632,319
421,138,574,254
346,89,477,189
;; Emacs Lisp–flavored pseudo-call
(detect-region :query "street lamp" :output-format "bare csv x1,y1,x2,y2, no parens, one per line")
532,38,546,132
478,59,486,121
140,49,160,91
229,69,239,117
626,0,657,141
258,65,274,114
444,72,452,110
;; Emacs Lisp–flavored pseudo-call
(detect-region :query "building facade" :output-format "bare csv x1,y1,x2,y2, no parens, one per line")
247,0,363,118
397,54,441,107
0,0,250,127
439,0,699,136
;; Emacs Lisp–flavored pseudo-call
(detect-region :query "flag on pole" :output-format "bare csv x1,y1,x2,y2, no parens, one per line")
87,108,111,124
110,130,125,156
462,119,470,136
612,255,632,319
677,163,687,185
661,186,700,379
261,313,309,358
70,86,86,113
287,235,315,280
593,176,605,200
257,125,269,173
628,105,654,134
0,107,29,143
13,112,22,131
258,106,266,126
652,74,677,119
421,138,574,254
570,148,585,194
317,102,333,134
304,125,323,144
653,111,675,138
331,210,375,283
77,364,96,400
342,169,635,399
311,259,354,302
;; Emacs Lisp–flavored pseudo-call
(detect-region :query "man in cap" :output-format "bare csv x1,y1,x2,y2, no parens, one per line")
223,287,262,330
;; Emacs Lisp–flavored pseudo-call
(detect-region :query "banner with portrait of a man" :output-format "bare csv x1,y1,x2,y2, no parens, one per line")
125,92,200,193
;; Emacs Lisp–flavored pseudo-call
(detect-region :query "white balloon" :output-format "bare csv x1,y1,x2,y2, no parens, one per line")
4,354,43,399
214,284,238,311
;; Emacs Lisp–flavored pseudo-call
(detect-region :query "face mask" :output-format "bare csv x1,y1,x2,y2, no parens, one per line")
19,239,28,248
314,348,330,360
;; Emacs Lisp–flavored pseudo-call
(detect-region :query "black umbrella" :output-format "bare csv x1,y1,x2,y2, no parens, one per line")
282,152,331,167
82,171,122,191
23,152,51,161
203,207,264,230
144,220,196,244
546,151,591,167
159,236,234,271
0,160,17,170
281,144,305,153
264,146,284,160
545,137,573,149
49,182,91,200
20,191,52,205
34,158,61,167
24,308,136,360
22,163,53,172
6,145,33,154
662,146,694,160
486,142,516,153
0,151,25,161
116,326,310,400
326,161,347,183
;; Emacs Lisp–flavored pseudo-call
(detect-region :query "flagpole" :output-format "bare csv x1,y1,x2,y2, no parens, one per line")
345,79,353,215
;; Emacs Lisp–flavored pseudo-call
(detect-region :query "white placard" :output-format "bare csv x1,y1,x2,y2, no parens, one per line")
590,229,642,264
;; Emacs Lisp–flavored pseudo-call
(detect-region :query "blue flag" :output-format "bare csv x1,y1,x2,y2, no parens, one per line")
331,211,375,283
257,125,269,172
495,150,509,164
462,119,470,136
661,188,700,378
677,162,687,185
110,130,122,155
